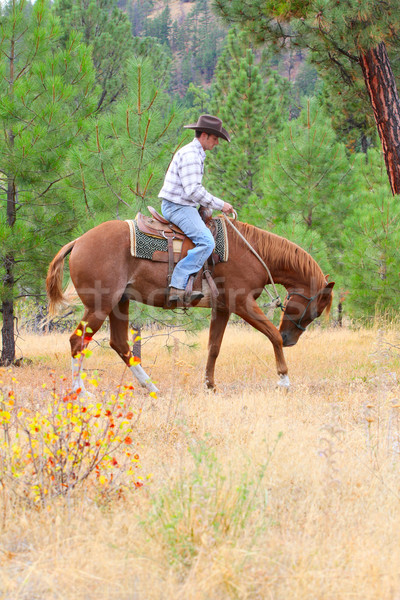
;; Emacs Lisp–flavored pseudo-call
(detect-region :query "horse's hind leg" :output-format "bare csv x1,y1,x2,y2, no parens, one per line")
205,307,230,390
109,299,159,394
70,309,106,394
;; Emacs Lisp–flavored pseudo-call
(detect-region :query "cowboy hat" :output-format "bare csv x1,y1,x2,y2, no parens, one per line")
184,114,230,142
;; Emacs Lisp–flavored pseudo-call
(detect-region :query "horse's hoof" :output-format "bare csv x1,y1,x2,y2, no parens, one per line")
277,374,290,390
205,380,216,393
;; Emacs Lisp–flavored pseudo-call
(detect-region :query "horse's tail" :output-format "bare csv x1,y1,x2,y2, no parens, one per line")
46,239,78,316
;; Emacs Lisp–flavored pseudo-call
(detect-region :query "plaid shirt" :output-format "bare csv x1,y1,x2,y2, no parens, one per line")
158,138,224,210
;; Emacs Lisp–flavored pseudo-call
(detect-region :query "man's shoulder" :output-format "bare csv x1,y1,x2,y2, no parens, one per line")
177,139,201,159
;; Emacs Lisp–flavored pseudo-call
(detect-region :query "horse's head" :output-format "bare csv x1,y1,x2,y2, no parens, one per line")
279,281,334,347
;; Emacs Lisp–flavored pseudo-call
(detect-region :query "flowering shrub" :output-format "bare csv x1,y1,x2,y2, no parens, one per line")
0,369,149,506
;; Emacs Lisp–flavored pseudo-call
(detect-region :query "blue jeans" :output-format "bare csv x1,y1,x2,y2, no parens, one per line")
161,200,215,289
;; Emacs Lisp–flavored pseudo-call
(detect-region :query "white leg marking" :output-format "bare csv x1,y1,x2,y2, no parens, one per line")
72,356,85,392
277,374,290,389
130,364,159,394
71,356,94,398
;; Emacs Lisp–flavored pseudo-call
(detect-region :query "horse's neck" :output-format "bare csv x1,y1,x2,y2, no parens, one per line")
242,223,322,290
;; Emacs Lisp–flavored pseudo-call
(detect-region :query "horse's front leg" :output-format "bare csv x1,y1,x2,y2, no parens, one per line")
235,298,290,389
205,307,230,390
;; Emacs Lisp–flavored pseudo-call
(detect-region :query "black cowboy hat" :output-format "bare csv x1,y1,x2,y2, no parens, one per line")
184,114,231,142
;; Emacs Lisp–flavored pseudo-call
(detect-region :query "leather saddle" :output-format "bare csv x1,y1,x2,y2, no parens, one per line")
135,206,220,306
136,206,219,263
136,206,186,241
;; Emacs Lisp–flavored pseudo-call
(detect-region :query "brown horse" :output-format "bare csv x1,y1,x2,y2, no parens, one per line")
46,218,334,394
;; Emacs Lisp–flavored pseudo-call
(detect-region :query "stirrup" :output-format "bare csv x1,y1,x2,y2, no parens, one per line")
168,286,204,306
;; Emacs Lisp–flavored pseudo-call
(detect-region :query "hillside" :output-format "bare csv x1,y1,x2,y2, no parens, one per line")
126,0,307,97
126,0,229,94
151,0,194,21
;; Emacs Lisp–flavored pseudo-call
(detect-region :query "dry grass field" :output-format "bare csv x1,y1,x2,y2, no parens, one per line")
1,322,400,599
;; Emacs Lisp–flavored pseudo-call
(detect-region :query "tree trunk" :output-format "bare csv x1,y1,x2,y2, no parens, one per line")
1,169,17,365
1,254,15,366
1,35,16,365
360,41,400,195
337,300,343,328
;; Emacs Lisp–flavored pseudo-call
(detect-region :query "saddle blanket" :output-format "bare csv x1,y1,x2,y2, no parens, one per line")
126,216,229,263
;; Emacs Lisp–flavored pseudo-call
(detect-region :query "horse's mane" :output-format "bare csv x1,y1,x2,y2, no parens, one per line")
234,221,327,288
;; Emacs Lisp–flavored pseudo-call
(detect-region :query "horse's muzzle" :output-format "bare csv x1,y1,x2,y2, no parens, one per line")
280,331,297,347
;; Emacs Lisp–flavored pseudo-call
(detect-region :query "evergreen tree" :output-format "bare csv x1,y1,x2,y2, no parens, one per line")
292,60,320,106
144,3,171,44
128,0,153,37
343,149,400,318
68,56,182,226
170,20,185,55
214,0,400,195
185,82,211,115
54,0,134,111
263,99,357,253
207,27,289,222
169,0,227,95
132,36,172,89
188,0,226,83
318,62,378,154
0,0,97,364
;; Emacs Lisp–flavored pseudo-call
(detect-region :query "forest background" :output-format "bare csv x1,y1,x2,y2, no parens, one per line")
1,0,400,365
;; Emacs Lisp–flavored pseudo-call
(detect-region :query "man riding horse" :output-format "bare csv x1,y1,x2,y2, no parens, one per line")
159,114,236,305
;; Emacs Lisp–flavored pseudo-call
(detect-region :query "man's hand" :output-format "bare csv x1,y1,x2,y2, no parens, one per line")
222,201,235,214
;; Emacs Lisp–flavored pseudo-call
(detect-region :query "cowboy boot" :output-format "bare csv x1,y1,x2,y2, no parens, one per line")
169,286,204,305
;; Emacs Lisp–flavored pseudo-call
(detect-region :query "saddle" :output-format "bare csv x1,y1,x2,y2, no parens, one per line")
135,206,220,306
136,207,186,240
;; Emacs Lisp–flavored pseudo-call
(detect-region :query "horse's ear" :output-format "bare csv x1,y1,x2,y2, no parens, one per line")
325,281,335,290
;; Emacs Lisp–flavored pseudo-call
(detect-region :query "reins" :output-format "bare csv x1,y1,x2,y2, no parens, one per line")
222,213,283,311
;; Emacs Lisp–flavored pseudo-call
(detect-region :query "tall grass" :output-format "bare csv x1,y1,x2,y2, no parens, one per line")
1,324,400,598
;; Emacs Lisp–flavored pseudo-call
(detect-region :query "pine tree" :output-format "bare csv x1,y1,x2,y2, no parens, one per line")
263,99,357,253
128,0,153,37
54,0,134,111
169,0,227,95
132,36,172,90
0,0,97,364
214,0,400,195
144,4,171,45
207,27,289,222
185,82,211,115
170,20,184,55
317,61,379,154
342,149,400,317
189,0,226,83
68,56,183,225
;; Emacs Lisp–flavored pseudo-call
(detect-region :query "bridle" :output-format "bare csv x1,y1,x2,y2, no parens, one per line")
221,214,329,330
281,289,325,332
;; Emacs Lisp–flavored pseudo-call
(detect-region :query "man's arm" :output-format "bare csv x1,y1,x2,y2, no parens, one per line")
179,152,224,210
